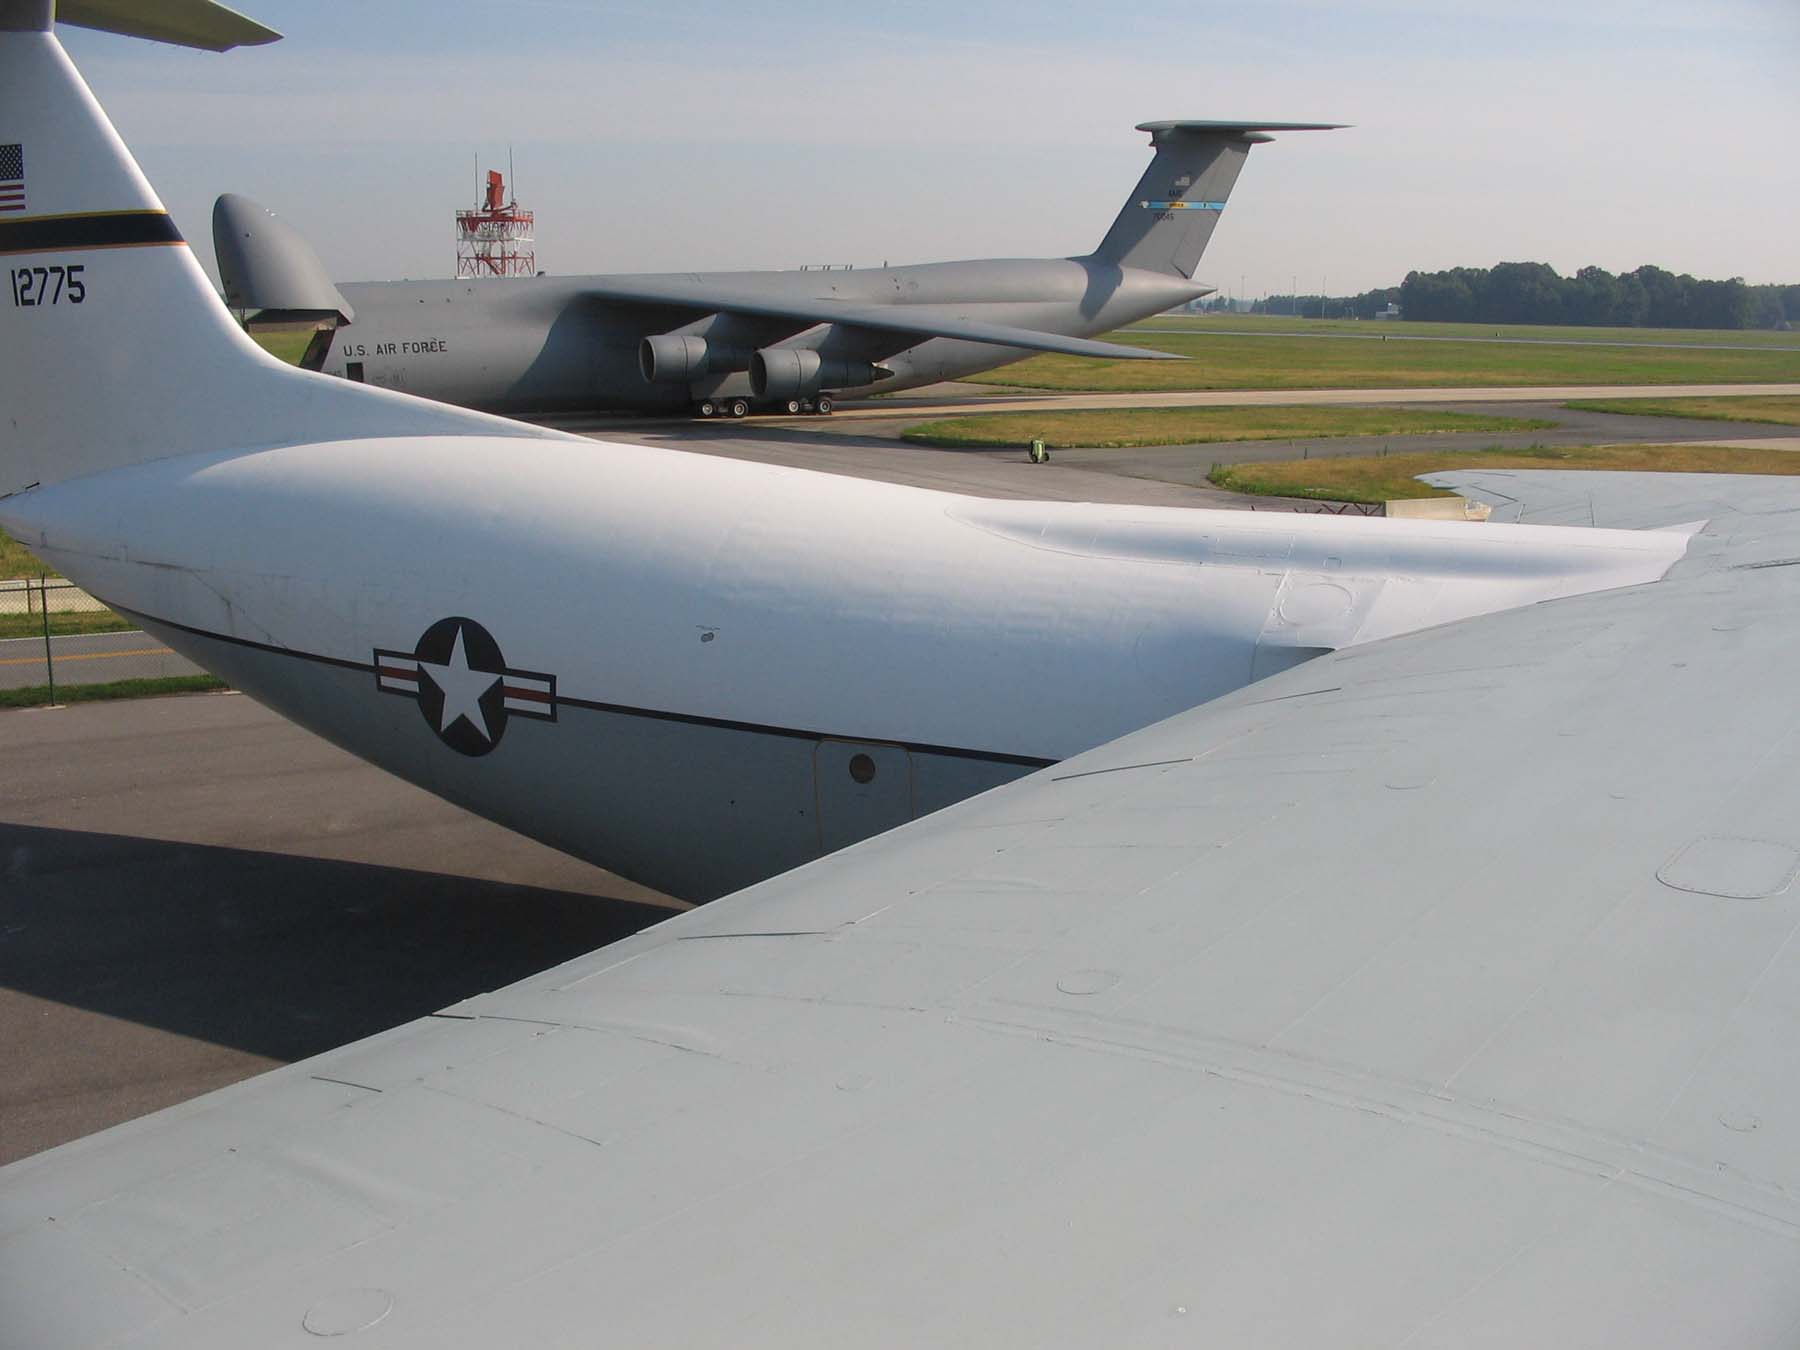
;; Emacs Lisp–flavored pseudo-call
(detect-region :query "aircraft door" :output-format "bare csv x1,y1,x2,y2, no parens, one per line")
815,739,913,854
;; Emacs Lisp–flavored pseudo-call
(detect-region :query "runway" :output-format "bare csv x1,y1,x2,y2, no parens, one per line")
824,381,1800,421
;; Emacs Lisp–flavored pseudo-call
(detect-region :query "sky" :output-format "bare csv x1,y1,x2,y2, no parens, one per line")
60,0,1800,299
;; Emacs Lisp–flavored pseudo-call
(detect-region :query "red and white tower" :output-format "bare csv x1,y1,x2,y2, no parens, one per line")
454,169,534,278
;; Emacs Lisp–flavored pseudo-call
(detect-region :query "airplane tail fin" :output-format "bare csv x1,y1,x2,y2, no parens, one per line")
213,193,354,326
1087,121,1343,279
0,4,554,499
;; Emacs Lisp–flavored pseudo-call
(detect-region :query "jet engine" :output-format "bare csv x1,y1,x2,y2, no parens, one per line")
639,334,709,384
750,348,881,399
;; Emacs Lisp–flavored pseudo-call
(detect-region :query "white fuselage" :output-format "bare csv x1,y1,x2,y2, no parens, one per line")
1,434,1689,898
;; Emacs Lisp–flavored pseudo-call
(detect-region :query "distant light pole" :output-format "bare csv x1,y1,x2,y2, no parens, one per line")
1291,274,1298,317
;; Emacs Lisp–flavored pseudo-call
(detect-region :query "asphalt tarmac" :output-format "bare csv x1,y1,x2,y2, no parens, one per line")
0,630,202,690
0,693,676,1166
824,381,1800,419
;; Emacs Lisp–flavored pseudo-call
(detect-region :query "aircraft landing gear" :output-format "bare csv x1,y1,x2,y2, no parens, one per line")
784,399,803,415
697,399,718,418
728,398,751,419
814,395,834,415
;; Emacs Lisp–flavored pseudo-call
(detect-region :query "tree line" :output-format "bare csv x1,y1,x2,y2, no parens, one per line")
1226,263,1799,330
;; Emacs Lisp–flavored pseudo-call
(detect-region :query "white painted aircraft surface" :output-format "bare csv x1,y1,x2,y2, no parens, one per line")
3,5,1799,1346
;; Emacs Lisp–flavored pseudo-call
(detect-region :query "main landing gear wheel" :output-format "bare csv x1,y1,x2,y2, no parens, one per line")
814,395,834,415
785,399,803,415
697,399,718,418
729,398,751,419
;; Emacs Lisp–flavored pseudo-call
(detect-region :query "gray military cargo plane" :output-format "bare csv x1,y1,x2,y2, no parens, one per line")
213,120,1338,417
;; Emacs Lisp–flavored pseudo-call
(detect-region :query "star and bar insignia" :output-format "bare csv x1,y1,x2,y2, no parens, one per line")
375,616,555,757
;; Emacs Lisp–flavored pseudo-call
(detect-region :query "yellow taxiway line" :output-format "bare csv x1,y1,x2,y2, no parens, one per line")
0,646,172,667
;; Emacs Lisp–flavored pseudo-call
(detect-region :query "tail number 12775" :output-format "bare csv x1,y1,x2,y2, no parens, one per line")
10,264,87,307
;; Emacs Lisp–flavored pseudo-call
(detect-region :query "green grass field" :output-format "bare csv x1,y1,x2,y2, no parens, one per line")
0,609,135,640
1564,394,1800,426
0,528,49,579
0,675,229,710
1209,443,1800,504
1127,314,1800,348
968,331,1800,393
901,406,1553,450
250,328,314,364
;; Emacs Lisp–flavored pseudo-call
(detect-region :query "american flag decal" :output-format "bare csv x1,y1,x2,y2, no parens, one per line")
0,144,22,214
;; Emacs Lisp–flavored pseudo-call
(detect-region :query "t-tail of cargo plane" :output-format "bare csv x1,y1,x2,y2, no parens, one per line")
1087,120,1342,279
212,119,1344,416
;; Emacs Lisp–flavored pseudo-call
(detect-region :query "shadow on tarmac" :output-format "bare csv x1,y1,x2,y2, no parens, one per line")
0,822,673,1062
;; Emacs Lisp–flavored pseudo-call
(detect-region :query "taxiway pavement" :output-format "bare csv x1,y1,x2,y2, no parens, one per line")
0,693,675,1165
0,630,203,690
826,381,1800,421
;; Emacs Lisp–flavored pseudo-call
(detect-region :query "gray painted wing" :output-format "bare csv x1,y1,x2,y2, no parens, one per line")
1427,467,1768,530
582,278,1187,361
7,474,1800,1347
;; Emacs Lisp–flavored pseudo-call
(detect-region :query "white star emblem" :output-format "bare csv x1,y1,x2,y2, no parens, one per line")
417,624,500,743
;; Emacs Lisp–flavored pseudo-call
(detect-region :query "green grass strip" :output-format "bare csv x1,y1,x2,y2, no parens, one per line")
1124,315,1800,348
966,332,1800,393
0,610,135,640
1564,395,1800,426
0,527,50,579
0,675,229,710
249,328,316,364
1208,442,1800,504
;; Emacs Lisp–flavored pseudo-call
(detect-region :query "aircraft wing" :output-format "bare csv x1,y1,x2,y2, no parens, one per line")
585,278,1188,361
6,472,1800,1346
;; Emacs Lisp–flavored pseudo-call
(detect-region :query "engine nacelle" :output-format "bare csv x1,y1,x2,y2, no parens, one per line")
639,334,708,384
751,348,882,399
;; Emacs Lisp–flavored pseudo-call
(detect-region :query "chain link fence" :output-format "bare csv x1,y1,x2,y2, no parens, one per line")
0,578,208,704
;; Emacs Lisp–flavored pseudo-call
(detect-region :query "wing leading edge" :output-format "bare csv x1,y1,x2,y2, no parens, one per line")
583,278,1188,362
5,475,1800,1347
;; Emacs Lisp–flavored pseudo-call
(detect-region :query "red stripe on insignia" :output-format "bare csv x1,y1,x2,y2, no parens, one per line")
501,685,552,703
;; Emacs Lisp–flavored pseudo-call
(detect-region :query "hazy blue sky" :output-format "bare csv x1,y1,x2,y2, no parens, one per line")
61,0,1800,297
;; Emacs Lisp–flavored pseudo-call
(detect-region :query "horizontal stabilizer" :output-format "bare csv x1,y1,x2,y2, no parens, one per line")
55,0,281,49
1135,119,1347,141
584,280,1185,361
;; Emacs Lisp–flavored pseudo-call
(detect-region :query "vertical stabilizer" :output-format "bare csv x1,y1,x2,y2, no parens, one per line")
0,8,556,499
1088,120,1343,279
